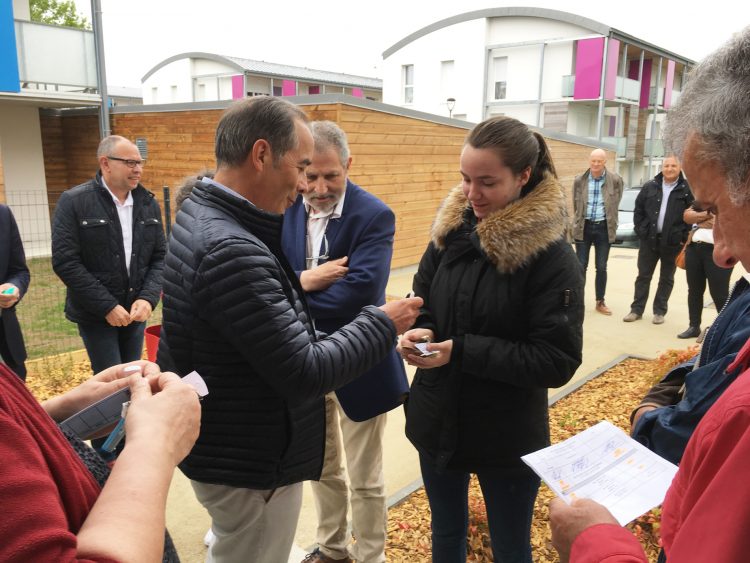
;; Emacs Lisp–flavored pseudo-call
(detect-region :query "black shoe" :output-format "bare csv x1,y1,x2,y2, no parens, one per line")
677,326,701,339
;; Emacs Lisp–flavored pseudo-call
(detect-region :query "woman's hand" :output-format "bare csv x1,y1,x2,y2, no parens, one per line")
399,329,452,369
124,371,201,466
42,360,160,423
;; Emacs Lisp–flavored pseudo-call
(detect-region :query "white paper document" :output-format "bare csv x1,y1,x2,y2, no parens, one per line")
521,420,678,525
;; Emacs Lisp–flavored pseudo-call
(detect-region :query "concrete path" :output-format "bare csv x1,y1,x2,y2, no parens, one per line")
165,245,747,562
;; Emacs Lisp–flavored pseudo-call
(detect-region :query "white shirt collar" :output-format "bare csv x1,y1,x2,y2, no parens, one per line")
101,177,134,208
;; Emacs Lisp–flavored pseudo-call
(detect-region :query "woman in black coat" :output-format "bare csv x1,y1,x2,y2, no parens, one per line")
400,116,584,563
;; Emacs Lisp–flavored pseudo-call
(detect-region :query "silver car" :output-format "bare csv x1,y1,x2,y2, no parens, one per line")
614,187,641,248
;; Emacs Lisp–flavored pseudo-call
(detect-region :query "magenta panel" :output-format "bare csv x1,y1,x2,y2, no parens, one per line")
604,39,620,100
282,80,296,96
574,37,605,99
231,75,244,99
630,58,653,109
663,60,676,109
352,87,363,98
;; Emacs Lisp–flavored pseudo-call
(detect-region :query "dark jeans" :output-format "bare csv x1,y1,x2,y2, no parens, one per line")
420,455,540,563
575,220,610,301
631,239,681,316
685,241,733,326
78,321,146,374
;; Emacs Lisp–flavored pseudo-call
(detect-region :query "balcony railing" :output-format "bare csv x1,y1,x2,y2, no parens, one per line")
601,136,627,158
14,20,97,92
561,75,575,97
563,75,640,103
645,139,665,157
615,77,640,102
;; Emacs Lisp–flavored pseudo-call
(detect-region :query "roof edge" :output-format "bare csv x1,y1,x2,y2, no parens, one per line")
141,52,245,83
382,7,611,58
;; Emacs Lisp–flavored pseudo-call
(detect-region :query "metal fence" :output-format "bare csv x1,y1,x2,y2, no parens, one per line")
6,190,167,361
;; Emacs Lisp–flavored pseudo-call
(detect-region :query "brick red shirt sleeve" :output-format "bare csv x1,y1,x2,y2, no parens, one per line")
571,524,648,563
0,366,115,562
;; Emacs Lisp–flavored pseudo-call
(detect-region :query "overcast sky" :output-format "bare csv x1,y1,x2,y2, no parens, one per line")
74,0,749,89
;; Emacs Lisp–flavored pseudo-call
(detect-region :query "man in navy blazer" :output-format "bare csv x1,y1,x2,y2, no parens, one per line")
282,121,407,563
0,204,30,380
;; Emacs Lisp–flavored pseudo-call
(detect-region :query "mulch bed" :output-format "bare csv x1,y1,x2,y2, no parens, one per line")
385,348,697,563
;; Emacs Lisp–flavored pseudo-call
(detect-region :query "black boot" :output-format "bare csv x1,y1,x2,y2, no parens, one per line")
677,326,701,339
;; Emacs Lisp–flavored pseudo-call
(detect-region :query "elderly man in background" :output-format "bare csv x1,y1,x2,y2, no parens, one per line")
550,26,750,563
283,121,407,563
572,149,624,315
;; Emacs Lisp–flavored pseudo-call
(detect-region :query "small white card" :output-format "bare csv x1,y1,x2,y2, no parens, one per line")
521,420,678,525
414,342,438,357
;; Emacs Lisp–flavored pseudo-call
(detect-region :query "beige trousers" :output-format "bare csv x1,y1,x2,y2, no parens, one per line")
191,479,303,563
311,393,387,563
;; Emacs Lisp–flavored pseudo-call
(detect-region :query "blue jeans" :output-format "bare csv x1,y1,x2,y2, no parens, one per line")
575,220,610,301
78,321,146,374
420,455,540,563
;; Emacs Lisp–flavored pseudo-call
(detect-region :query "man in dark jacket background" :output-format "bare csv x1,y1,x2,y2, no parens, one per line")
51,135,165,374
159,96,421,563
0,204,30,380
623,155,693,324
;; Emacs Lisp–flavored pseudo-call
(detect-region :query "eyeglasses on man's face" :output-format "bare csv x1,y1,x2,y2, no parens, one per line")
107,156,146,168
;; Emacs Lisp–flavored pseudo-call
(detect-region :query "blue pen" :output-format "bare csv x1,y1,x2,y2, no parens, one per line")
101,401,130,453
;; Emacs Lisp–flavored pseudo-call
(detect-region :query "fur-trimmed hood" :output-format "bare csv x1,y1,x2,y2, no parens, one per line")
431,174,568,274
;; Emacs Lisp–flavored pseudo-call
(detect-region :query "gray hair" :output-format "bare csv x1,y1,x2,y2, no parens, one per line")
310,121,350,166
175,169,214,212
215,96,308,168
97,135,131,158
664,27,750,204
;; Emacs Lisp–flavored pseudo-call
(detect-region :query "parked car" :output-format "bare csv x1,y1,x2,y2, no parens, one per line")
613,187,641,248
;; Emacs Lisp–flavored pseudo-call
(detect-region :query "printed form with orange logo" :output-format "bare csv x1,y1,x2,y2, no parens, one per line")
521,420,677,525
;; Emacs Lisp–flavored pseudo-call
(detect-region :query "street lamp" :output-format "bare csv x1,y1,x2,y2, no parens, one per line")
446,97,456,118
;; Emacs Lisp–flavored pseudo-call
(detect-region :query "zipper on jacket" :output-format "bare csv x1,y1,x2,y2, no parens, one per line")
563,289,571,308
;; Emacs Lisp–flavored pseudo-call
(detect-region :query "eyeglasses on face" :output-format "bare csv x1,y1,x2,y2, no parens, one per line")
107,156,146,168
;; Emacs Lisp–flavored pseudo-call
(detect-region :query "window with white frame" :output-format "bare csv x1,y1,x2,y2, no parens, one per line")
403,64,414,104
493,56,508,100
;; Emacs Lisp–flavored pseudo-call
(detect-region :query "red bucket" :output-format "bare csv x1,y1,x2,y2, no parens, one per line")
144,324,162,363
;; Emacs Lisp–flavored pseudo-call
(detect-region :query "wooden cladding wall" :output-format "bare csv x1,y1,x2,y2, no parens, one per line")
41,103,605,269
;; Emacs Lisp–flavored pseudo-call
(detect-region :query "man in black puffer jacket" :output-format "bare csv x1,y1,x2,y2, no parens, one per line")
158,96,421,563
52,136,165,374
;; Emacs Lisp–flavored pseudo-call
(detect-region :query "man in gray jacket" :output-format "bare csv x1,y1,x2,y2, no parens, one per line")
572,149,624,315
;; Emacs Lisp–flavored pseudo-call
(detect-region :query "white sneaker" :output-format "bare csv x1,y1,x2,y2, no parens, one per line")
204,528,215,547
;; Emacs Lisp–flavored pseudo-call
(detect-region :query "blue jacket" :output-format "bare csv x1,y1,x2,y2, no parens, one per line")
282,180,408,421
0,205,30,368
633,277,750,464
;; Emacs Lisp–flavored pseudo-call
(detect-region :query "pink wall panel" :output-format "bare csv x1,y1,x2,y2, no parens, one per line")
630,58,653,109
282,80,296,96
604,39,620,100
574,37,605,99
352,87,363,98
663,60,676,109
231,75,244,99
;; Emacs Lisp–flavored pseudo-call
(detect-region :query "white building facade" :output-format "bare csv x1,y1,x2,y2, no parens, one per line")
141,53,382,105
382,8,694,187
